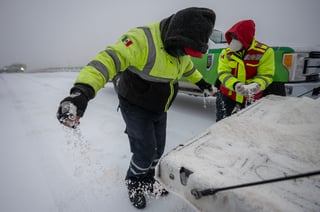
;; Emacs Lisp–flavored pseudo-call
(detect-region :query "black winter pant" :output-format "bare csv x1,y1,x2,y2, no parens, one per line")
118,96,167,181
215,91,245,122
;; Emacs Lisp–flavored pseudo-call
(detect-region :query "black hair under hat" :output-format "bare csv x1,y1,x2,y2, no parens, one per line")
162,7,216,53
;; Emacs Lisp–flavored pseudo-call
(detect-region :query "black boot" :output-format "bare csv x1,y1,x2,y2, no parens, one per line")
144,177,169,197
126,179,147,209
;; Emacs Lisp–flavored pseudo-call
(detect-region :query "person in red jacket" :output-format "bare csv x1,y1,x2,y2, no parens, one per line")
216,19,275,121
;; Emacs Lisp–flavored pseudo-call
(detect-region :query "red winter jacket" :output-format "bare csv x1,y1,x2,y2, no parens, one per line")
218,20,275,103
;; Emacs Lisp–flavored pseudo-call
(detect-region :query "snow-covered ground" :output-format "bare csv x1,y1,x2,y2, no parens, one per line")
1,71,319,212
0,71,216,212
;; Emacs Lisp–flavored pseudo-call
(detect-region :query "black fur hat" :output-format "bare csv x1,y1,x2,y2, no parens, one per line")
161,7,216,53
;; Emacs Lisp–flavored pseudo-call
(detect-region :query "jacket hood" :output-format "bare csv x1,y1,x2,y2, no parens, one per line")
160,7,216,54
225,20,255,49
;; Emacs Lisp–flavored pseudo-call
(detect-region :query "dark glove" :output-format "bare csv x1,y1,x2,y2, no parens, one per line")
57,84,94,128
195,79,213,92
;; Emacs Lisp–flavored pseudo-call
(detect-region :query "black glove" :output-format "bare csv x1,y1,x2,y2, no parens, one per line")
57,84,94,128
195,79,213,92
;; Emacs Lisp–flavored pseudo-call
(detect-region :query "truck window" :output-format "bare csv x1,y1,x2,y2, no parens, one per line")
210,29,227,44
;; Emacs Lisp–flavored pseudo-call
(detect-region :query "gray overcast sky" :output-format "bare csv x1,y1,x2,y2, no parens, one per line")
0,0,319,70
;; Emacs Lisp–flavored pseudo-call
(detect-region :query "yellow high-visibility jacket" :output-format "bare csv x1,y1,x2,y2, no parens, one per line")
218,39,275,103
74,22,203,112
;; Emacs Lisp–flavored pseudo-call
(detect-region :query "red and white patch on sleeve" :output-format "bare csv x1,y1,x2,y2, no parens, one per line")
122,36,133,47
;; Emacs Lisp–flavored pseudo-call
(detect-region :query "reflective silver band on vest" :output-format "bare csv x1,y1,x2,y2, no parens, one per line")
138,27,156,75
221,74,233,85
183,66,196,77
243,54,263,60
105,49,121,74
87,60,109,81
126,27,173,83
259,74,273,78
128,67,172,83
256,74,273,86
218,71,232,85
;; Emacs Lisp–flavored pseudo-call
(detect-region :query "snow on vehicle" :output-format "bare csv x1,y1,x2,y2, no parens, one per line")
179,30,320,99
157,95,320,212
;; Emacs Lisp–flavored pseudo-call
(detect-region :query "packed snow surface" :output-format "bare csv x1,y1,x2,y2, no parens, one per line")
1,71,319,212
159,95,320,212
0,71,216,212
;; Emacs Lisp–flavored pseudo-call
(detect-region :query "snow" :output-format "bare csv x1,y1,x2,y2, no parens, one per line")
1,71,319,212
0,71,215,212
159,95,320,212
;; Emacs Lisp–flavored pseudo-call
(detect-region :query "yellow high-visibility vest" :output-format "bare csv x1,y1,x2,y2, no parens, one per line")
218,39,275,103
74,22,203,102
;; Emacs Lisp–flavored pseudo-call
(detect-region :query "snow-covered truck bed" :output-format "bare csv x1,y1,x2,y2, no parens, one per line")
158,95,320,212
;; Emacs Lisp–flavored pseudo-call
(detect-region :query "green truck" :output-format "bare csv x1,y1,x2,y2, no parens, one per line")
179,30,320,99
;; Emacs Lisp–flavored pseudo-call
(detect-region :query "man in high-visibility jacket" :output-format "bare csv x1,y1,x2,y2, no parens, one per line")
56,7,215,209
216,19,275,122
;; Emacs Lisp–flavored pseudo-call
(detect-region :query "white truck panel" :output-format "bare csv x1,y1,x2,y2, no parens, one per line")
158,95,320,212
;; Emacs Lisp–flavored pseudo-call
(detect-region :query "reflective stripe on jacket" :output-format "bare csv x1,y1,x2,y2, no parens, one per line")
218,39,275,103
74,22,203,112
